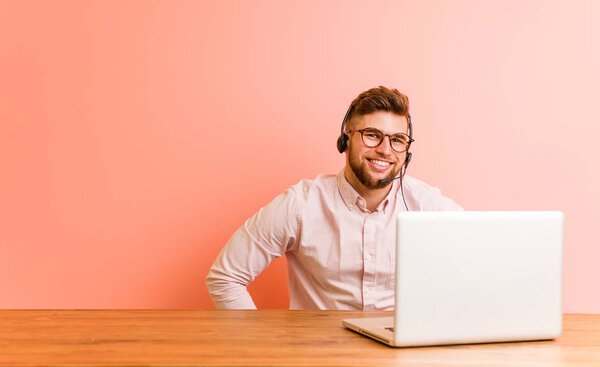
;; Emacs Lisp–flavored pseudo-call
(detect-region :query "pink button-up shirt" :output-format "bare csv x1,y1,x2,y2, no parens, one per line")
206,171,462,310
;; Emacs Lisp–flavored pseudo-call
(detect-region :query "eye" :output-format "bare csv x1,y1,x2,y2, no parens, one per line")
391,135,408,144
363,129,382,139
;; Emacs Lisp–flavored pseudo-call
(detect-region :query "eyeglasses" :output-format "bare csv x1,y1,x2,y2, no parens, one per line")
347,127,414,153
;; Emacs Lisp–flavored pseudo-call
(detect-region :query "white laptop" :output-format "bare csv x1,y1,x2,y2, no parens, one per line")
343,211,563,347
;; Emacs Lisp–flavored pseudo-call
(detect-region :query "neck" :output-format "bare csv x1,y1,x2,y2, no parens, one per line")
343,165,393,212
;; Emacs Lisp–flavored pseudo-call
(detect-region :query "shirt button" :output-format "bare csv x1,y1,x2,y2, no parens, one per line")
366,254,372,260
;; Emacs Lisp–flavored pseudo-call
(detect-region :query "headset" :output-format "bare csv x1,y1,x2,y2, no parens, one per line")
336,98,414,210
336,102,413,175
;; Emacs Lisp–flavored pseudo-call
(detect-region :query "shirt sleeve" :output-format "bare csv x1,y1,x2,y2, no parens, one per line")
206,186,301,309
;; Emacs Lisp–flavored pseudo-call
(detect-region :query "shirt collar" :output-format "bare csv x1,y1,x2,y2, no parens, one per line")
378,179,397,214
337,170,397,213
337,170,361,211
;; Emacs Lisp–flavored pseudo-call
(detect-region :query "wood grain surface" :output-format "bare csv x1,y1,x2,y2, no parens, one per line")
1,310,599,366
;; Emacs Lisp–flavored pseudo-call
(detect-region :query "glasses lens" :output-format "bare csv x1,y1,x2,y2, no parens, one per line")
361,128,383,147
390,134,409,152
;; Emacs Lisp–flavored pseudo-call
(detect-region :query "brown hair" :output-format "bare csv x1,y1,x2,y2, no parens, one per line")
347,86,409,128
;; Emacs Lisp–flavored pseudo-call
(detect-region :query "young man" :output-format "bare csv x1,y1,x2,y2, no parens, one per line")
206,86,462,310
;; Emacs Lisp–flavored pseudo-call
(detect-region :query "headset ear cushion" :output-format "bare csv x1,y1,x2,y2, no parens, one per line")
337,134,348,153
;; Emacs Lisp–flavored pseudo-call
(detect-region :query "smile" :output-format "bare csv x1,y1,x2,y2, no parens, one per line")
367,159,392,170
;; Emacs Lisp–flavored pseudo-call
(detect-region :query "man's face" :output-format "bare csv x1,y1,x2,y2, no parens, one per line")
345,111,409,190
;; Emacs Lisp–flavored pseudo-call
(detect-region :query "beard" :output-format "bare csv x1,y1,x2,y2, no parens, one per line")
348,149,402,189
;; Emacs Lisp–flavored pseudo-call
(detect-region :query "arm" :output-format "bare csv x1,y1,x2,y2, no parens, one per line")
206,186,301,309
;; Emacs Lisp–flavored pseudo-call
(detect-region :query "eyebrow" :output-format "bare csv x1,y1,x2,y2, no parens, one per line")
364,127,409,136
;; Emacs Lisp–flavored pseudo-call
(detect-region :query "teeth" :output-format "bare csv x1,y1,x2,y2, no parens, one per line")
370,159,390,167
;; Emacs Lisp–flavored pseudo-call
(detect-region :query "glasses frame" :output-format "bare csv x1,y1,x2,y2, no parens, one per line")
346,127,414,153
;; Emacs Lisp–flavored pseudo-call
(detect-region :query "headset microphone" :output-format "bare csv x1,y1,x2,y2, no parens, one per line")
378,176,402,185
377,150,412,185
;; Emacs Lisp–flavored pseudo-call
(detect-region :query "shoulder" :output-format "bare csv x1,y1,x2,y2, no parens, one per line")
402,175,441,196
401,175,463,211
289,173,337,200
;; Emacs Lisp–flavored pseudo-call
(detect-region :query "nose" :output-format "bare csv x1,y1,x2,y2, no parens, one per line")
375,135,394,155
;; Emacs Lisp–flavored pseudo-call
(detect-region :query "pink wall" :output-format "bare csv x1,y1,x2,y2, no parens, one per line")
0,0,598,312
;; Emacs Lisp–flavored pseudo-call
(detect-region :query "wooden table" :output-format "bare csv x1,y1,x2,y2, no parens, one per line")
1,310,599,366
